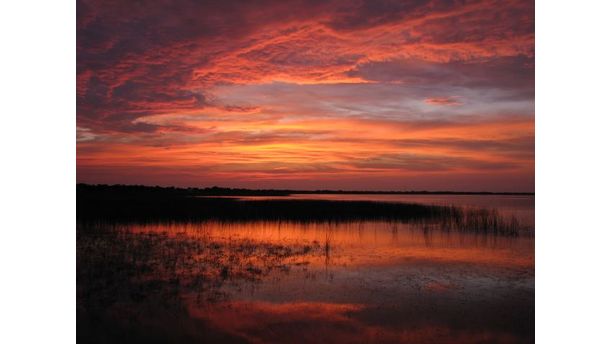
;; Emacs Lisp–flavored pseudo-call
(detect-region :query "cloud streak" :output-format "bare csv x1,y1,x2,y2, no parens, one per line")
77,0,534,191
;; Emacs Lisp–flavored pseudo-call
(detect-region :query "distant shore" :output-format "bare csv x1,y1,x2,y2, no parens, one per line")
77,183,534,197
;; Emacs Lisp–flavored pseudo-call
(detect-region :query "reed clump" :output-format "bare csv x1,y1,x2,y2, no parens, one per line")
436,206,522,236
78,187,528,236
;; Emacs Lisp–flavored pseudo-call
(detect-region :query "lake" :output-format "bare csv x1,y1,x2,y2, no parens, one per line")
77,194,534,343
233,194,535,227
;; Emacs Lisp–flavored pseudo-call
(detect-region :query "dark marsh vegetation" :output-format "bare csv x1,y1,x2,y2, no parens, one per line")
77,224,326,343
76,185,534,343
78,184,528,236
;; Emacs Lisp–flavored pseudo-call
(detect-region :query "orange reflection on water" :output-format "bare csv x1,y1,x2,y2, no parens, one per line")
100,220,535,343
126,221,534,270
188,300,521,344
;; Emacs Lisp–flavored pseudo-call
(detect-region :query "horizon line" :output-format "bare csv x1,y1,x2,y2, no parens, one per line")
77,183,534,195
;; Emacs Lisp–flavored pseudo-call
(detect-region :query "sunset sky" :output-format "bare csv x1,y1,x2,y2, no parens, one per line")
77,0,534,191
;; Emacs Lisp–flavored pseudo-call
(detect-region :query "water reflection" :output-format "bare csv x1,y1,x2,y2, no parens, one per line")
77,220,534,343
206,193,535,228
127,221,534,268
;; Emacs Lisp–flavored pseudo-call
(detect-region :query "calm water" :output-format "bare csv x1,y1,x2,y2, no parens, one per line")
77,195,534,343
225,194,535,228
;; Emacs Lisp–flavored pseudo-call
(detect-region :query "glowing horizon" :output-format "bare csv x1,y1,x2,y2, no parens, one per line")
77,0,534,192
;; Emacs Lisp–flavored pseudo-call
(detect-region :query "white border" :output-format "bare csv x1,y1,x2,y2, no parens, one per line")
536,0,612,342
0,1,76,343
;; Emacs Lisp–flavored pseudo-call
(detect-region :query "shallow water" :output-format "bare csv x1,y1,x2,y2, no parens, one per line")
209,193,535,228
78,217,534,343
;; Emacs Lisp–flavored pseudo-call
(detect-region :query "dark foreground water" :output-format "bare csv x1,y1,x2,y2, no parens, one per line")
77,195,534,343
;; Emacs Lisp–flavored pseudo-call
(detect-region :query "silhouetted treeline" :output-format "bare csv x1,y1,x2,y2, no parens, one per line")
76,183,292,197
77,183,534,197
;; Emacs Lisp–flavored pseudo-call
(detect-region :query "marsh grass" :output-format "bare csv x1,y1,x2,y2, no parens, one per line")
78,196,440,222
433,206,523,236
77,225,324,304
77,224,326,343
78,192,528,236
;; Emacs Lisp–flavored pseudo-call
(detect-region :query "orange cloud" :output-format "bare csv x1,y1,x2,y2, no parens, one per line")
424,97,462,106
77,0,534,191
